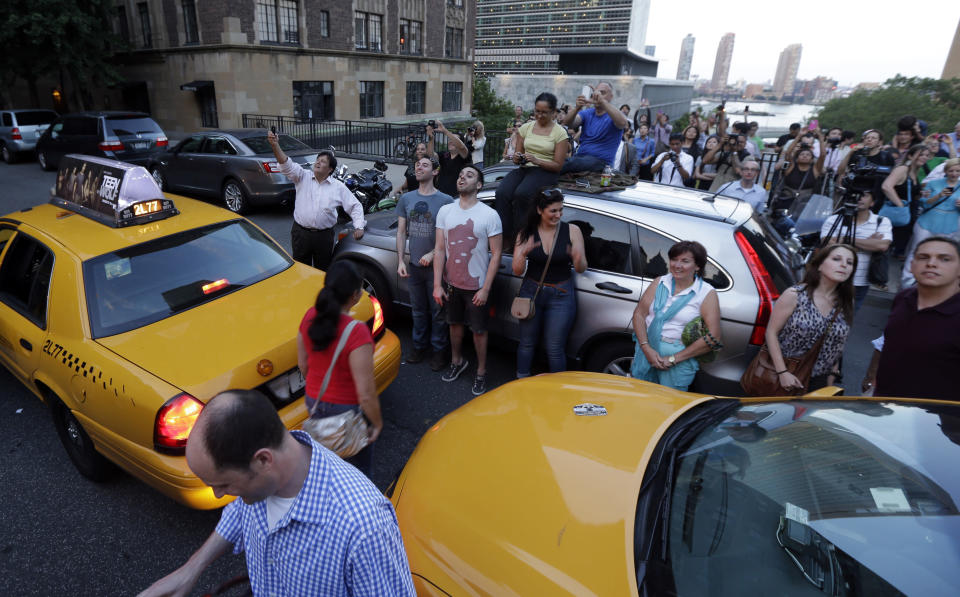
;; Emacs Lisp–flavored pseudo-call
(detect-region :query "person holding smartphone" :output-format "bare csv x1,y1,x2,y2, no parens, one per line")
560,81,629,173
901,158,960,286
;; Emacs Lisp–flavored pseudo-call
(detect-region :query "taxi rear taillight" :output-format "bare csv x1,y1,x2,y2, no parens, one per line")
369,295,385,340
154,393,204,453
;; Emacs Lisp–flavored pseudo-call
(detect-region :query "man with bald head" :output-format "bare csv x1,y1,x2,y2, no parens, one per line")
138,390,414,597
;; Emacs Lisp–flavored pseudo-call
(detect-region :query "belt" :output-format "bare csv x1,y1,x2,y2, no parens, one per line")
295,221,330,232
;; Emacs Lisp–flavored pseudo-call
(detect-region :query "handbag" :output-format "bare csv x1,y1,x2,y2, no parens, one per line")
510,227,557,320
301,319,370,458
866,216,889,286
877,178,911,227
681,316,723,364
740,309,838,397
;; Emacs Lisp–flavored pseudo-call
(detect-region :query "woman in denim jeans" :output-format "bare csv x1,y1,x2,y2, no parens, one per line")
512,189,587,377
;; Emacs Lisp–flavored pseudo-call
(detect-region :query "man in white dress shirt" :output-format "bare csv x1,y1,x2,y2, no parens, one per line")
267,131,365,270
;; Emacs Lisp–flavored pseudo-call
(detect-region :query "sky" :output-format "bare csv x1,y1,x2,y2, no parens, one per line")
645,1,960,87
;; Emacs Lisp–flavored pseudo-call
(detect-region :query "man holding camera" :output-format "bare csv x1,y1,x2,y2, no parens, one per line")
651,133,693,188
560,81,629,173
427,120,471,197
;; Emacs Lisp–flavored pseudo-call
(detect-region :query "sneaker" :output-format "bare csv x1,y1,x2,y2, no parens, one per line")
471,374,487,396
406,347,428,364
430,349,448,372
441,359,469,382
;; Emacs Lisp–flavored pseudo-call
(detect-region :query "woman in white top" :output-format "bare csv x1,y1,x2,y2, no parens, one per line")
468,120,486,169
631,241,722,391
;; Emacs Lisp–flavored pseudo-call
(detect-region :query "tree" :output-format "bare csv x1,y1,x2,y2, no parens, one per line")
471,75,517,136
0,0,122,110
816,75,960,139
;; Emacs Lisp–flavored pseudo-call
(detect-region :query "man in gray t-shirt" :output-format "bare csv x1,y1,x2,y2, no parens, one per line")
396,156,454,369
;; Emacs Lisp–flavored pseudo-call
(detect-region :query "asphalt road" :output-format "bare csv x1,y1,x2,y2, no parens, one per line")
0,155,896,595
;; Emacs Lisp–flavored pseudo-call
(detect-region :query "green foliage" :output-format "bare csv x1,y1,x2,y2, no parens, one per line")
472,76,518,135
816,76,960,139
0,0,122,109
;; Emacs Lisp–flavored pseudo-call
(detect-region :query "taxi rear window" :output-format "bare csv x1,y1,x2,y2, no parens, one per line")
83,220,292,338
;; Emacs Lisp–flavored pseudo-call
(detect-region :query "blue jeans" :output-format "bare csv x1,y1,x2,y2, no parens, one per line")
560,154,608,174
516,277,577,377
309,400,373,478
408,264,448,352
854,285,869,312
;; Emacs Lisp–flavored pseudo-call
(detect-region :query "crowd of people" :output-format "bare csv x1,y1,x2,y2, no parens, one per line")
136,92,960,597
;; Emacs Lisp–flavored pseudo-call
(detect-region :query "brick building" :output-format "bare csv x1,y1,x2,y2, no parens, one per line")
9,0,475,135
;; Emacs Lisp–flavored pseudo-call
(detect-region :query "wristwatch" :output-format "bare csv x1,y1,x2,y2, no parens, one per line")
668,355,676,365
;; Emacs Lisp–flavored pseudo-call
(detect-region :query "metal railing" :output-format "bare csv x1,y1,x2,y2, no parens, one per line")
241,115,476,164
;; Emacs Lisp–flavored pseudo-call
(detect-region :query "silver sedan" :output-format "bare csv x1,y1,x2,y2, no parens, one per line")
148,129,318,214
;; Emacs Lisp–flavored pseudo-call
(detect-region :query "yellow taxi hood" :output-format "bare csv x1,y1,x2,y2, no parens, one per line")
393,372,714,596
96,264,370,400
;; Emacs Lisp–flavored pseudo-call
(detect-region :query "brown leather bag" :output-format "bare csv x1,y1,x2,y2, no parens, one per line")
740,310,837,396
511,229,556,321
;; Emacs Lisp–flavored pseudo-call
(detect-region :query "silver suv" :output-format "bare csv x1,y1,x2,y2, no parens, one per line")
332,176,800,395
0,109,58,163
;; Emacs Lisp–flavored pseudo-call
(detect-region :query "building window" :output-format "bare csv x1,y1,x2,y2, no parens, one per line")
406,82,425,115
257,0,299,44
137,2,152,49
319,11,329,37
115,6,130,44
444,27,463,59
355,12,382,51
293,81,335,121
182,0,199,44
359,81,384,119
442,82,462,112
447,0,463,5
399,19,421,55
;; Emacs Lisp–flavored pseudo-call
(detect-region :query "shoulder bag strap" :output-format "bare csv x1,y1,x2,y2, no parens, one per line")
529,227,557,302
924,186,956,213
797,308,839,370
307,319,362,417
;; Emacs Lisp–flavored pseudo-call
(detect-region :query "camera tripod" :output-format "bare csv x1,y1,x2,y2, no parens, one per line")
819,188,860,247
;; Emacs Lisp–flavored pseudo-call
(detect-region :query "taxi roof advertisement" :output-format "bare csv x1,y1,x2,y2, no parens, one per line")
52,154,176,227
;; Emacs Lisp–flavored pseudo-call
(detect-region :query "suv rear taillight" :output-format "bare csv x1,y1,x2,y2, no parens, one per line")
156,136,168,147
99,140,125,152
735,230,781,345
10,127,21,140
154,393,204,453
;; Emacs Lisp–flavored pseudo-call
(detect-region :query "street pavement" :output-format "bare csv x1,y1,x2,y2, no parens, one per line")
0,154,897,595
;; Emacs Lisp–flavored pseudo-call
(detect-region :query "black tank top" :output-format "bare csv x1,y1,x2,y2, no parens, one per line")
525,222,574,284
784,166,816,190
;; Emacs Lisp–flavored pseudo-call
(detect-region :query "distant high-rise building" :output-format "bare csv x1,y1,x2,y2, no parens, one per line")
475,0,653,75
944,17,960,79
677,34,695,80
644,45,656,55
773,44,803,99
711,33,735,92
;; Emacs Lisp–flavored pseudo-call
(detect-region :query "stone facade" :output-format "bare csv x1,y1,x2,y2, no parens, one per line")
4,0,473,136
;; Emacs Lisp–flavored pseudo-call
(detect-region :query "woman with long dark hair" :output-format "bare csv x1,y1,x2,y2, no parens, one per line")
297,261,382,477
631,241,722,391
512,189,587,377
772,133,826,211
764,244,856,392
494,92,569,247
881,143,932,257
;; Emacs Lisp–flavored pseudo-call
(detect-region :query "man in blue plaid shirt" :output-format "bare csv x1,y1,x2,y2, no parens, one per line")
138,390,415,597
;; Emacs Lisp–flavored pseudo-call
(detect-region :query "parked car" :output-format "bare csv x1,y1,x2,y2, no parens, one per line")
148,129,320,214
36,111,168,170
0,154,400,509
333,173,801,395
391,372,960,596
0,109,58,163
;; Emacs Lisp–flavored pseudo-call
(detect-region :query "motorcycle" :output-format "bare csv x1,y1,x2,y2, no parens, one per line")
333,159,394,214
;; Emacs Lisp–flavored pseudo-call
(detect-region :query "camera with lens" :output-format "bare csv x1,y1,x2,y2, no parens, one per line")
827,137,842,148
844,155,892,192
668,150,678,162
467,126,477,135
427,119,436,128
517,154,529,165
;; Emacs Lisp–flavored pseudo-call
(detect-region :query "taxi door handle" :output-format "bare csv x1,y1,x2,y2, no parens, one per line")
595,281,632,294
19,338,32,351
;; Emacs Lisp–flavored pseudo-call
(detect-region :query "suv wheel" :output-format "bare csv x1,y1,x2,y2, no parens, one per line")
222,179,248,214
1,144,15,164
37,150,53,171
584,338,635,377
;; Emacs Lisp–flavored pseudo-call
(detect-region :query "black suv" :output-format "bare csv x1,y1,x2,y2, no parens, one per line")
36,111,168,170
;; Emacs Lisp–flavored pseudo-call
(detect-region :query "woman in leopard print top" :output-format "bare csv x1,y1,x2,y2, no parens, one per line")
764,244,857,392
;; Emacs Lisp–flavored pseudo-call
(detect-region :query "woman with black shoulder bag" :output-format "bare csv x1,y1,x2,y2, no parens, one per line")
511,189,587,378
297,260,382,478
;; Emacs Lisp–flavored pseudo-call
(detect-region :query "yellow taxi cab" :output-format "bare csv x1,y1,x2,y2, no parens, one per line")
0,154,400,509
390,372,960,596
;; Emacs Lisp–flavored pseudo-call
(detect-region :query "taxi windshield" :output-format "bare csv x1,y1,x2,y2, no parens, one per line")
83,220,292,337
643,400,960,596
